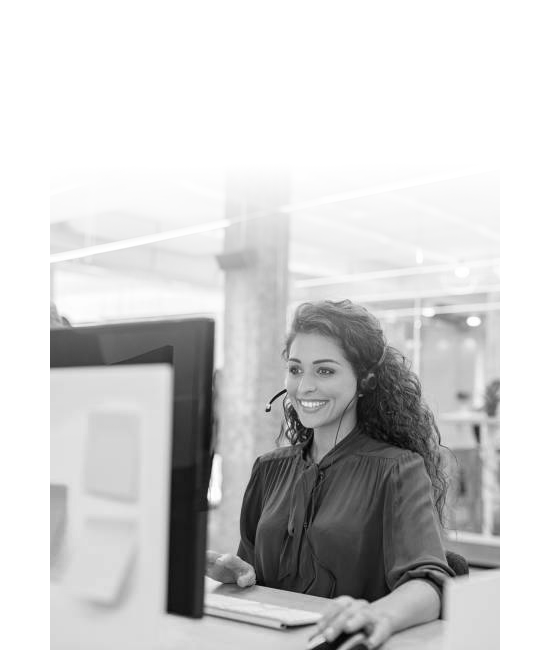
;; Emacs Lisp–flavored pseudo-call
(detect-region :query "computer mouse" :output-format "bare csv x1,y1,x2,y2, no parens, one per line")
306,630,369,650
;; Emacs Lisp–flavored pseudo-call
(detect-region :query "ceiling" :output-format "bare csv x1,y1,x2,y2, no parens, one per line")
50,164,499,323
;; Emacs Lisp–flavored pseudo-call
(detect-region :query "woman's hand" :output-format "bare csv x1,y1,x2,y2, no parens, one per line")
205,551,256,588
315,596,394,649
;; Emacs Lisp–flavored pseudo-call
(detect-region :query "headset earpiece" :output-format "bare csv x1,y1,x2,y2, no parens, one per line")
358,373,377,395
357,344,387,396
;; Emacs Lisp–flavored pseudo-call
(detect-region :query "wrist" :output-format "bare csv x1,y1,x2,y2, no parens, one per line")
370,604,398,636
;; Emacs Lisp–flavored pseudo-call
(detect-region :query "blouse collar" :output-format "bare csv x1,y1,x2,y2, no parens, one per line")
300,424,366,469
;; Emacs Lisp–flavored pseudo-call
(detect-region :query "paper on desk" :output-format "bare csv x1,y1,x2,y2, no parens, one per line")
65,517,138,605
84,410,140,501
50,484,67,566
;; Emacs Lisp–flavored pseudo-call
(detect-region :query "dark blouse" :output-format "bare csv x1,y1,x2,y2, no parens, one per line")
237,426,454,601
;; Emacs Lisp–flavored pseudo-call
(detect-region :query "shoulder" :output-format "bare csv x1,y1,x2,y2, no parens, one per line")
256,444,302,465
352,438,428,482
248,445,302,484
354,435,421,465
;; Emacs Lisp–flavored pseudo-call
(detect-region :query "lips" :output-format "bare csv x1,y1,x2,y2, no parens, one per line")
298,399,329,413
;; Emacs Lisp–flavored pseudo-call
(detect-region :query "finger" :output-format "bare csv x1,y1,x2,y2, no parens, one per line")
324,601,369,640
218,554,247,572
342,604,377,633
215,554,255,586
214,554,241,578
365,627,383,650
210,555,239,583
364,614,392,649
316,596,355,636
236,569,256,588
206,550,221,564
316,596,353,631
220,555,254,580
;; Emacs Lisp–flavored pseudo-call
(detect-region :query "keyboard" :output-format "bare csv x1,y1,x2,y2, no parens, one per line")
204,592,323,629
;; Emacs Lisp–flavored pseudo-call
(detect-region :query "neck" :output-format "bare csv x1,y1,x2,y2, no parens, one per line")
310,412,358,463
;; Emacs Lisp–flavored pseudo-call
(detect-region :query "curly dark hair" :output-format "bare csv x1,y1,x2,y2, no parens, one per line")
279,299,449,525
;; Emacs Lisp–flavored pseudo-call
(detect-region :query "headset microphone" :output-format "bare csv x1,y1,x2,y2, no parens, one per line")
265,389,287,412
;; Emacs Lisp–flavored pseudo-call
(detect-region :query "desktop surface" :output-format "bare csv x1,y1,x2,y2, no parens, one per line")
157,579,445,650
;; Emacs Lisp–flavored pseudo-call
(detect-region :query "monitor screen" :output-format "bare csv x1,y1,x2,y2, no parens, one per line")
50,318,215,648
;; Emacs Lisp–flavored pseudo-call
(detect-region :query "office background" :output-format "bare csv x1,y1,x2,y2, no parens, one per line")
0,0,543,645
50,164,500,564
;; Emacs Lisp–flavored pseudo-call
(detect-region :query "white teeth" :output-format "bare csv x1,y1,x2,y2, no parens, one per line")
299,400,327,408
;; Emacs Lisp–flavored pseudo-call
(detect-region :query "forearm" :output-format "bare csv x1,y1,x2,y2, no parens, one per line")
370,579,441,635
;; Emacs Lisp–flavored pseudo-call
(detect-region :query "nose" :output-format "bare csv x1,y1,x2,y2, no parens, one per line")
297,372,317,395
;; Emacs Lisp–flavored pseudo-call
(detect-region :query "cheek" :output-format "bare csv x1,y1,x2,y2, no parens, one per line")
284,375,296,395
338,379,359,402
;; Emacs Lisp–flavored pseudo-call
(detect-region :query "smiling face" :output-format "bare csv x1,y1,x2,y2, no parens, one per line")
285,332,358,440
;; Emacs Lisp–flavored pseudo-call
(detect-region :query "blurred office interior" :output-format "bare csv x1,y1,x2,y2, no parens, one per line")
50,163,500,568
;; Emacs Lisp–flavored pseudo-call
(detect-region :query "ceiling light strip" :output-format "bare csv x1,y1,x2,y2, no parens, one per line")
384,194,500,242
291,284,501,306
295,258,500,288
293,214,455,264
279,167,497,214
50,219,232,264
50,199,289,264
375,302,500,319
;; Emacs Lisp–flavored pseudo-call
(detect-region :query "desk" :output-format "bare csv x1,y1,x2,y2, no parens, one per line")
157,579,445,650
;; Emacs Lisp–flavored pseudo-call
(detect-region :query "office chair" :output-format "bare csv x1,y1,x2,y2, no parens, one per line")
445,550,469,576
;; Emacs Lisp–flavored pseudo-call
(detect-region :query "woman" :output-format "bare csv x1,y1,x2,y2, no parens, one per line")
207,300,454,648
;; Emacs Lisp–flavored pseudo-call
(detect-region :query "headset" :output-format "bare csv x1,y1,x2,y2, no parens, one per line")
357,343,387,396
265,388,288,412
265,344,388,410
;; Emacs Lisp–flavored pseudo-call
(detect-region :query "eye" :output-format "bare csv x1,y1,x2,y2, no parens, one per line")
317,367,335,376
287,365,302,376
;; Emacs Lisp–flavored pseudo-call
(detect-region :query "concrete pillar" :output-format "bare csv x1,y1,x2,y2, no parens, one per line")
211,168,290,553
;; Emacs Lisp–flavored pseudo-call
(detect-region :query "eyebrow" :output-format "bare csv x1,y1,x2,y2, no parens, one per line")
287,358,342,365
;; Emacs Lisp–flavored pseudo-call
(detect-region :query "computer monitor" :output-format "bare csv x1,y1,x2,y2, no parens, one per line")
50,318,215,649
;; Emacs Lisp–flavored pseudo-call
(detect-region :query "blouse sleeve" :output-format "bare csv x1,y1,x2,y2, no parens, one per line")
236,457,263,566
382,452,455,602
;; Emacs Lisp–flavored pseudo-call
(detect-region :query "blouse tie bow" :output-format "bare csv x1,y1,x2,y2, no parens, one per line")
277,461,319,581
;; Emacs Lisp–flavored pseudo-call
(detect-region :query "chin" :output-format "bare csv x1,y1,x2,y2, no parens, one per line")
297,412,331,430
297,416,319,429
